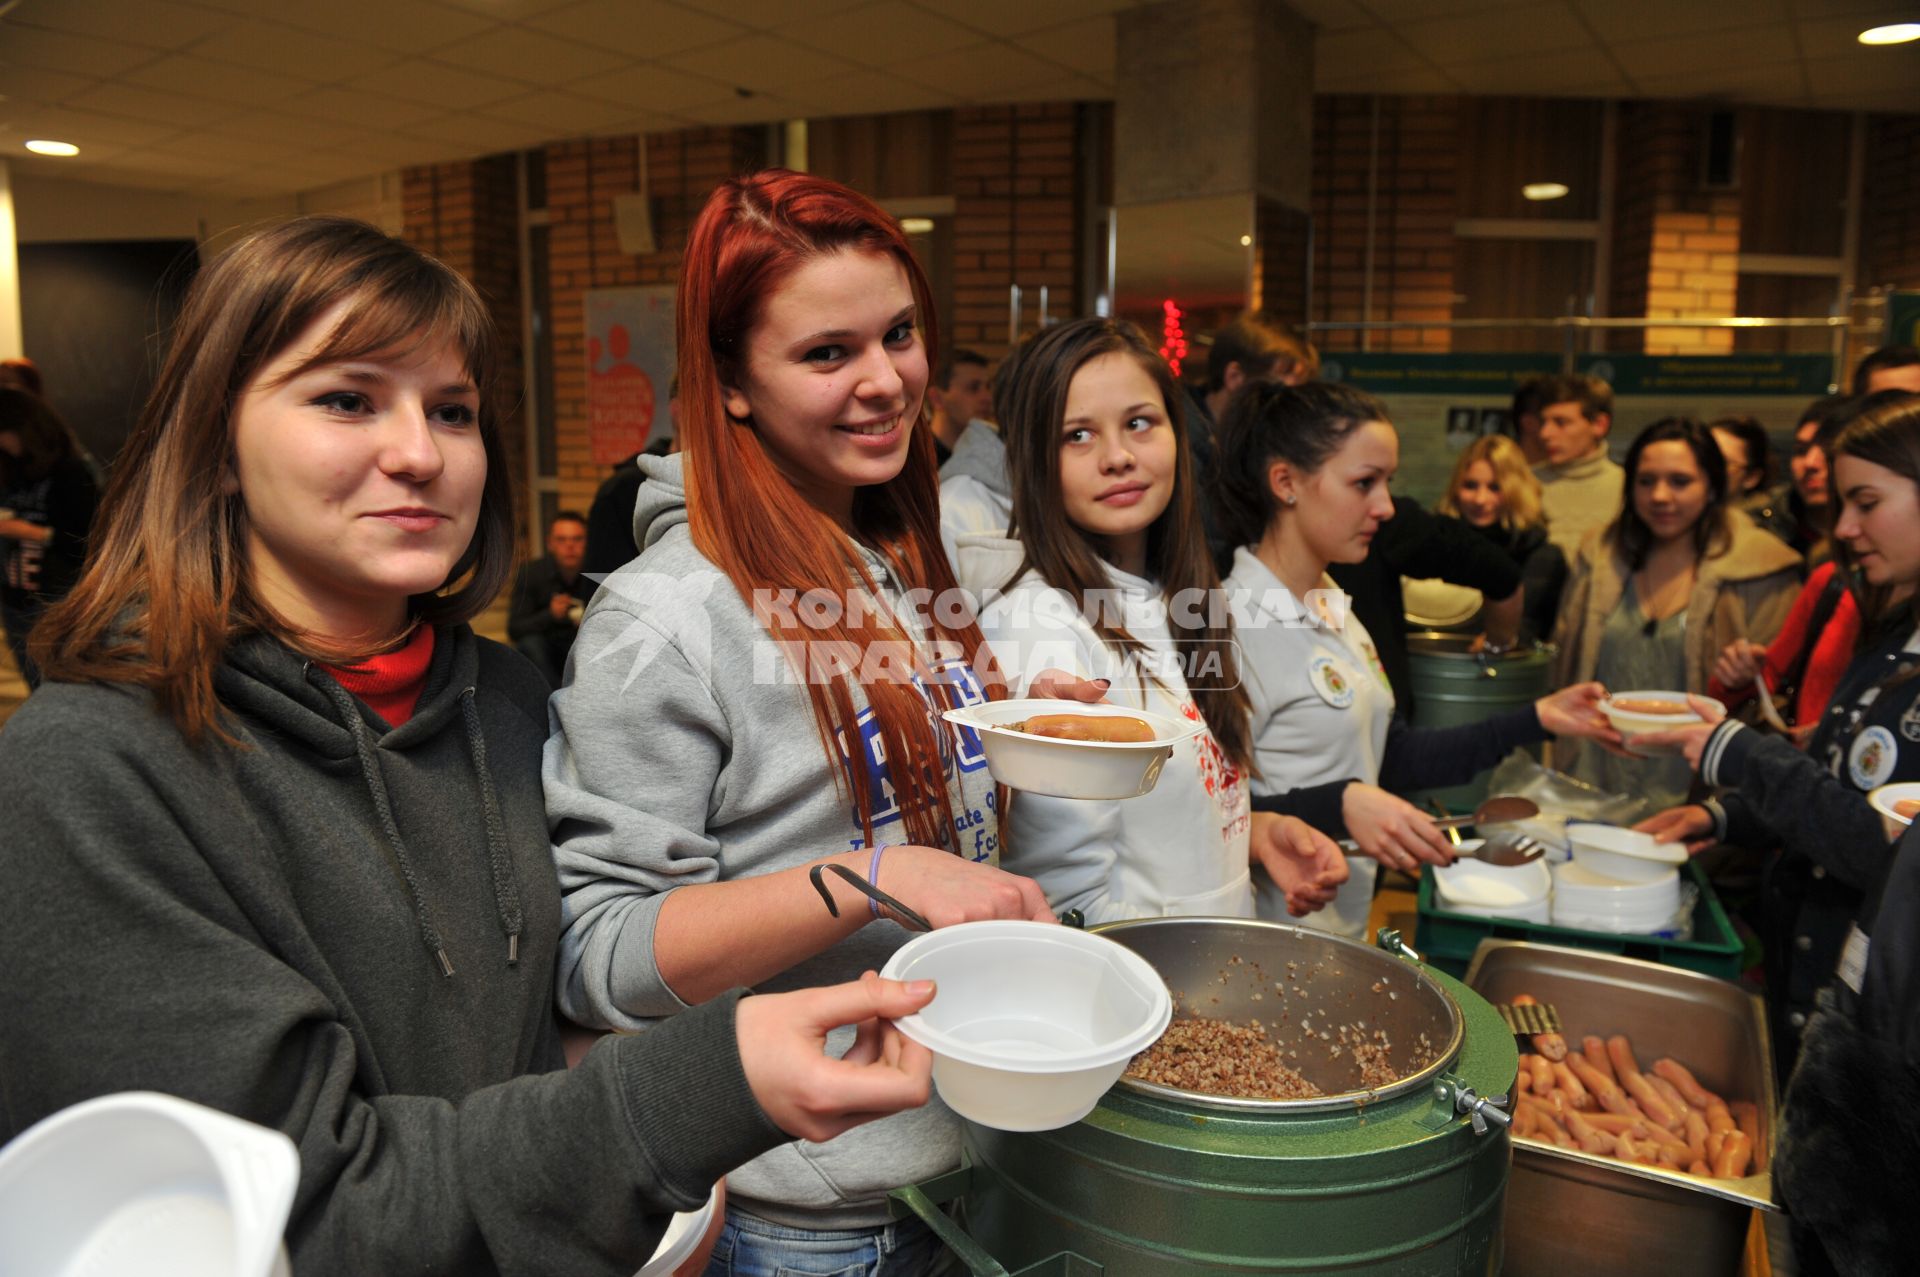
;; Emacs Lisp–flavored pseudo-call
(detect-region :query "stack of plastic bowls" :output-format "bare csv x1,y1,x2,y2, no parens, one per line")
1431,844,1552,923
1550,858,1682,933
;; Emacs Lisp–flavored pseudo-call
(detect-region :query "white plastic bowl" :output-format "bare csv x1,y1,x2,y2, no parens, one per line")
1566,822,1688,882
1432,846,1552,922
880,921,1172,1131
1551,858,1681,933
0,1093,299,1277
1868,781,1920,840
943,698,1203,800
1600,690,1705,755
636,1185,718,1277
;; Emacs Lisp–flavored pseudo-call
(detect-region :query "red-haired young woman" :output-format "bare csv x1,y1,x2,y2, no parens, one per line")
545,171,1068,1274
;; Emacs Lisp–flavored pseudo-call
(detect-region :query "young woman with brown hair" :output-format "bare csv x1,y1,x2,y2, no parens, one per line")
544,172,1060,1274
953,317,1349,923
0,215,942,1277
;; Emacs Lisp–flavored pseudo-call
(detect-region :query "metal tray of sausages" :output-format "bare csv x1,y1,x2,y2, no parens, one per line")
1463,940,1775,1277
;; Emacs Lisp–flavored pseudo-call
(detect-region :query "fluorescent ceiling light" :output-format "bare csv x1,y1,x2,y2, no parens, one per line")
900,217,935,234
1239,234,1253,246
24,139,80,156
1858,23,1920,45
1522,182,1569,201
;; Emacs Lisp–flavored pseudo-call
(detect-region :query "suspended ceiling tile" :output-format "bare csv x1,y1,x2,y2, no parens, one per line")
1573,0,1791,41
271,0,500,54
1316,67,1466,95
1609,24,1800,81
672,92,803,126
431,25,630,85
190,20,406,83
433,0,580,17
1360,0,1539,19
341,58,531,111
786,69,956,117
1013,16,1118,79
582,111,684,137
527,0,745,60
661,34,862,90
673,0,871,31
126,55,323,107
0,66,98,105
58,82,237,129
1802,49,1920,95
10,0,234,50
1,105,181,148
0,20,162,77
401,112,561,150
1313,26,1432,78
1785,0,1917,17
910,0,1140,40
204,111,371,148
893,41,1087,99
973,73,1111,105
1794,12,1920,59
1633,59,1814,102
569,63,738,113
1441,48,1631,96
482,90,641,131
775,2,988,68
1398,5,1593,65
152,129,303,163
282,86,450,129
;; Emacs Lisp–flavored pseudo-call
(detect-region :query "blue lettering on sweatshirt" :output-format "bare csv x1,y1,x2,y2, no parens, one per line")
836,659,996,859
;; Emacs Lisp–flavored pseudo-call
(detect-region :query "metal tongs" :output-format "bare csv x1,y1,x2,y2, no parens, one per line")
809,863,933,931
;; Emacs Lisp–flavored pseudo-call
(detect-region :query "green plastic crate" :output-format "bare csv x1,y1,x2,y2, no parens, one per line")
1414,856,1748,981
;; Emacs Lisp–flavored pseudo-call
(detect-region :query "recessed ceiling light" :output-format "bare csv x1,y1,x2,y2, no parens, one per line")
1239,234,1253,247
1859,23,1920,45
1523,182,1569,201
900,217,935,235
24,139,79,157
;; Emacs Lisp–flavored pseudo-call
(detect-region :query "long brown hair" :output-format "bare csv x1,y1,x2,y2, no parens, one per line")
1831,391,1920,656
677,169,998,852
32,216,514,742
1610,416,1731,571
999,318,1251,770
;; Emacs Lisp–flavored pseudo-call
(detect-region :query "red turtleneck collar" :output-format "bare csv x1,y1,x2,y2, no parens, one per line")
321,626,436,727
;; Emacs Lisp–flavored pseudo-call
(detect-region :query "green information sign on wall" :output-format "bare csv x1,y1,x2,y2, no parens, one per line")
1575,354,1835,396
1320,353,1560,395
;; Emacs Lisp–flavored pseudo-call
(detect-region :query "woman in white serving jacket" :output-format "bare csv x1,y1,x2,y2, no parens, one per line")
954,318,1348,924
1216,381,1622,938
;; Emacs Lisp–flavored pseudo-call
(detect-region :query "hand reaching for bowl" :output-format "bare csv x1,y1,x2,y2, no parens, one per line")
1341,782,1455,873
1250,811,1349,915
1534,681,1629,754
1633,803,1717,855
736,971,936,1142
1626,694,1730,770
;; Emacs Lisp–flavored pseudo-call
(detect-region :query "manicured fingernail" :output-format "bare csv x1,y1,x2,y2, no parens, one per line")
908,980,935,996
1094,678,1111,688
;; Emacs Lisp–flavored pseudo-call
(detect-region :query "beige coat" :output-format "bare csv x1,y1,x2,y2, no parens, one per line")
1549,510,1802,697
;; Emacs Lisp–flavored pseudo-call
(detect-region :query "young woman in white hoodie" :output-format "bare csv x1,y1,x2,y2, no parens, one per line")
954,318,1348,924
1216,381,1621,938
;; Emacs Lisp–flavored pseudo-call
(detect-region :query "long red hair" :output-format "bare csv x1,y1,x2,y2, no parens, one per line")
678,170,998,851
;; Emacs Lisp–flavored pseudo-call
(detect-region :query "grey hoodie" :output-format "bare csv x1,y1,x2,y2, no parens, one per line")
938,420,1013,567
546,452,1000,1228
0,625,786,1276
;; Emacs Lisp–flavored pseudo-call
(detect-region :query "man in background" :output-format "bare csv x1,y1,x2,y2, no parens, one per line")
509,511,595,688
929,349,992,465
1533,373,1624,559
1852,344,1920,396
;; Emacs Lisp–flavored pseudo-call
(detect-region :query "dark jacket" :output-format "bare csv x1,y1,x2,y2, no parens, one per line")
1329,497,1523,718
1773,820,1920,1275
1741,482,1824,564
1701,617,1920,1074
1468,519,1566,641
507,555,595,644
1,455,98,607
585,458,645,579
0,626,785,1276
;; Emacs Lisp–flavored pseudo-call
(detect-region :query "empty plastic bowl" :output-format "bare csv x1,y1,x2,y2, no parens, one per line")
1566,822,1688,882
1432,847,1552,922
1551,858,1682,933
880,920,1172,1131
0,1092,299,1277
637,1185,719,1277
943,698,1203,800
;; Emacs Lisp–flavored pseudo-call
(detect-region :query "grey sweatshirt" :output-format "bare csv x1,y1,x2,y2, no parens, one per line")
546,452,1000,1228
0,625,787,1276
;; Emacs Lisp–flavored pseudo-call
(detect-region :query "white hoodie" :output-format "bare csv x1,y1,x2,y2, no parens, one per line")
955,533,1253,923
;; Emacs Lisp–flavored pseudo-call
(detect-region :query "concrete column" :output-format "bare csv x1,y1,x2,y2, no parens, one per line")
0,161,23,359
1111,0,1315,325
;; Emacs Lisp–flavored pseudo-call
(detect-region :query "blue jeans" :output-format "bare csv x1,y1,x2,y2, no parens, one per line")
703,1209,952,1277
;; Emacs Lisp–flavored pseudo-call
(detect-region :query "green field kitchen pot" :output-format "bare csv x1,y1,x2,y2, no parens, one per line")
895,920,1517,1275
1406,631,1556,812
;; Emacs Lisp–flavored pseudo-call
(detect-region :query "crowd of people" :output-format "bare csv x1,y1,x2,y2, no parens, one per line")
0,171,1915,1276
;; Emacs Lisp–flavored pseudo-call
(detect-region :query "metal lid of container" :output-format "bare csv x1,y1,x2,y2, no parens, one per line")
1096,918,1466,1115
1406,630,1556,662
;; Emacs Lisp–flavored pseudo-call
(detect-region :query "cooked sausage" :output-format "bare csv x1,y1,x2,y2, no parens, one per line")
1584,1113,1646,1135
1652,1057,1721,1110
1713,1130,1752,1178
1684,1109,1709,1160
1528,1054,1556,1095
1568,1056,1631,1114
1581,1035,1617,1085
1016,714,1157,743
1648,1073,1693,1121
1513,994,1568,1061
1730,1100,1765,1171
1552,1061,1593,1109
1705,1101,1735,1136
1566,1110,1617,1155
1606,1034,1642,1081
1688,1159,1712,1176
1623,1070,1683,1130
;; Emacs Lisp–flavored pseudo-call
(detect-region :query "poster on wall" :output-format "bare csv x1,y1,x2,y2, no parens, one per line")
585,285,675,466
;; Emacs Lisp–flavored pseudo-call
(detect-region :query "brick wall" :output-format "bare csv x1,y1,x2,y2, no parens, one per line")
401,155,528,529
950,103,1079,355
1609,102,1739,355
1310,95,1457,352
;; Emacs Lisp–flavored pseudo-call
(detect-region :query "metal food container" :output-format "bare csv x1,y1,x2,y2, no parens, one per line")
1405,631,1555,810
898,920,1518,1275
1462,939,1777,1277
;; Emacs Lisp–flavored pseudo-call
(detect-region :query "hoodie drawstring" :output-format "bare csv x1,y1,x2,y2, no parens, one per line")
305,668,526,977
460,688,526,965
